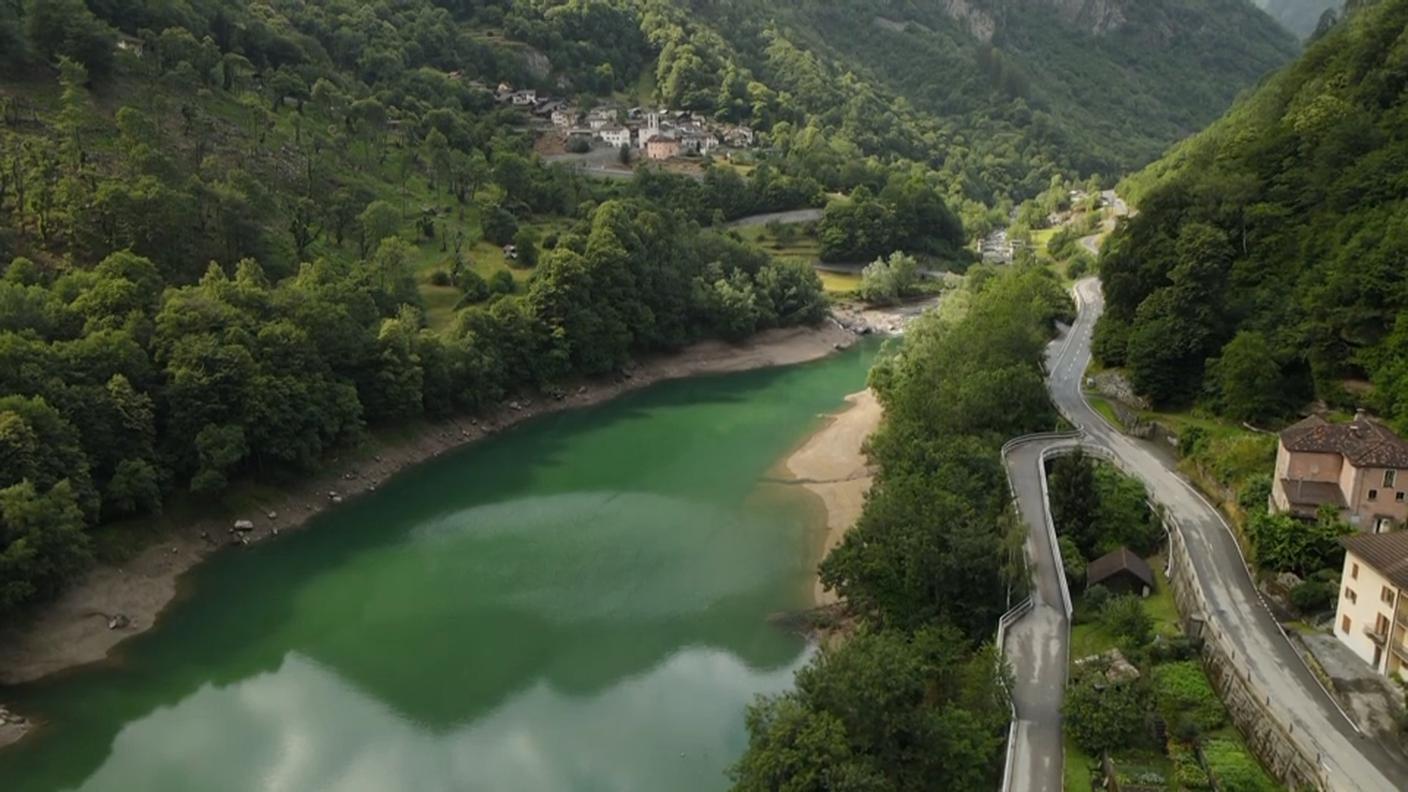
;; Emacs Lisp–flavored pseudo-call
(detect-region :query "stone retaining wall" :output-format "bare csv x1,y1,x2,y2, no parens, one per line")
1164,519,1328,789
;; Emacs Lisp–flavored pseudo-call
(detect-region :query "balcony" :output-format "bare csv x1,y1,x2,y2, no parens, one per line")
1394,641,1408,663
1365,624,1389,645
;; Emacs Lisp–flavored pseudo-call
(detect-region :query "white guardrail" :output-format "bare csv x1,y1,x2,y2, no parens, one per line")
995,431,1079,791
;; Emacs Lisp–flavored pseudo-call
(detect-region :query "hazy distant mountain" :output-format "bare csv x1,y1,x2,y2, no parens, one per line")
1253,0,1341,36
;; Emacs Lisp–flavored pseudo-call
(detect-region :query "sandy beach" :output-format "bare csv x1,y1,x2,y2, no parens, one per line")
785,389,884,606
0,322,857,710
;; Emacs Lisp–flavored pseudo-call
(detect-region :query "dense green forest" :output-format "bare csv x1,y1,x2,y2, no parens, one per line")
0,0,845,616
1095,0,1408,432
732,266,1074,789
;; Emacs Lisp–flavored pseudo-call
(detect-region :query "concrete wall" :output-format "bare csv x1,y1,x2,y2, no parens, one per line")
1165,517,1328,789
1279,444,1343,483
1346,466,1408,529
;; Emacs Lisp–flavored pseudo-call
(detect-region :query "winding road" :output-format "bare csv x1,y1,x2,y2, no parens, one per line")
1002,278,1408,792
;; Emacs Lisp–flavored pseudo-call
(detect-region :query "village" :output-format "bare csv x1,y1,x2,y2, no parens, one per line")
492,83,756,165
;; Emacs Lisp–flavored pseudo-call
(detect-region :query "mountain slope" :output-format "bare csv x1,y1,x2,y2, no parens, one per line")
1095,0,1408,428
1255,0,1341,36
747,0,1300,178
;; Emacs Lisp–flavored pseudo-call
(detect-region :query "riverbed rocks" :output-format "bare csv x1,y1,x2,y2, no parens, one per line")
107,613,130,630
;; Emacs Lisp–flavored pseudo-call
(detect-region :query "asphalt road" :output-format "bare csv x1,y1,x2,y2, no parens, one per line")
1003,278,1408,791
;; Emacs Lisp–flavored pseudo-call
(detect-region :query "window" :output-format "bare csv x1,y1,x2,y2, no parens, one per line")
1383,586,1395,604
1346,587,1358,604
1397,490,1405,502
1343,615,1352,633
1387,469,1398,488
1370,489,1379,502
1378,613,1391,635
1353,563,1361,580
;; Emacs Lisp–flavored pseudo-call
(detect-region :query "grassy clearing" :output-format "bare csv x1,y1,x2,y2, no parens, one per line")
819,270,861,295
1064,734,1097,791
1085,394,1125,430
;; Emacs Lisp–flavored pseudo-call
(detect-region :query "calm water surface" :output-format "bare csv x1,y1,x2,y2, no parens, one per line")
0,340,879,792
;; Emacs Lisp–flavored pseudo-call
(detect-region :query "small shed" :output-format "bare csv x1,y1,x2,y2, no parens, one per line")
1086,546,1154,596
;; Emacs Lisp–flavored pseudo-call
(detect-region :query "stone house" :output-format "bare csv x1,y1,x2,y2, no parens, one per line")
1270,412,1408,533
644,134,680,161
1334,531,1408,675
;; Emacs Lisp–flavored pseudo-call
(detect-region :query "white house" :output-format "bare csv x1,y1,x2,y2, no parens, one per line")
511,90,537,106
599,126,632,148
552,108,579,129
1335,531,1408,675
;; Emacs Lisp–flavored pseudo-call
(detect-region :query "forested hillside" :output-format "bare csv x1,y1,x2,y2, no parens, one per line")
719,0,1298,193
1095,0,1408,430
0,0,841,616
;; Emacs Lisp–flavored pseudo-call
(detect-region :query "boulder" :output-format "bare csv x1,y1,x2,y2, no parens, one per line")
107,613,131,630
233,519,255,532
1275,571,1303,591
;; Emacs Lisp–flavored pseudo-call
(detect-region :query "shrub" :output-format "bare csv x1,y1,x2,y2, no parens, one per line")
455,270,489,306
488,269,516,295
1148,635,1200,664
429,270,452,287
1169,741,1213,789
1102,594,1152,648
565,136,591,154
1064,671,1149,755
1060,535,1086,583
1290,579,1335,613
1084,584,1112,613
1152,660,1225,734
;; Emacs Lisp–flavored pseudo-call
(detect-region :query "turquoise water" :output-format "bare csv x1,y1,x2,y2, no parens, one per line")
0,340,879,792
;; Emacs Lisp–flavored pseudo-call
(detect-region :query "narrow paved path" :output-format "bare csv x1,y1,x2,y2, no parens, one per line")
1002,278,1408,791
723,208,824,228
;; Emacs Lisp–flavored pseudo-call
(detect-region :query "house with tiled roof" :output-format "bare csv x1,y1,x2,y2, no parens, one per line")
1333,531,1408,674
1271,411,1408,533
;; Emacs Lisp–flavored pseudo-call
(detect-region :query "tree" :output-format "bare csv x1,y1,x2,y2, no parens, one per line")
24,0,116,76
481,203,518,246
1064,672,1148,756
0,479,91,614
1212,331,1285,423
513,227,539,268
858,251,919,306
358,200,400,257
1101,594,1152,648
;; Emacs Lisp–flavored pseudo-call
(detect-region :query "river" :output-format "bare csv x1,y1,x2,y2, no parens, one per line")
0,340,880,792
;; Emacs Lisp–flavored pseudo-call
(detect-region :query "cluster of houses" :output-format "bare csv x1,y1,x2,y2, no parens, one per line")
493,84,755,161
1266,411,1408,677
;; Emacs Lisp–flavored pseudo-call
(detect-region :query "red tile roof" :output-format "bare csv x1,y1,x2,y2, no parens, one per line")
1281,414,1408,469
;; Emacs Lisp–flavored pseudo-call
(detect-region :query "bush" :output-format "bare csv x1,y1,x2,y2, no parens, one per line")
455,270,489,306
1064,671,1149,755
858,251,920,305
1084,584,1112,613
513,228,539,268
488,269,516,295
430,270,452,287
1290,579,1335,613
1102,594,1152,648
1152,660,1225,734
1169,742,1213,789
1148,635,1200,664
565,136,591,154
1060,535,1086,583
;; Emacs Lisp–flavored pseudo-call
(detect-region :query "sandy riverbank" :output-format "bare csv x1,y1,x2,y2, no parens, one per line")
785,389,884,606
0,322,857,714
